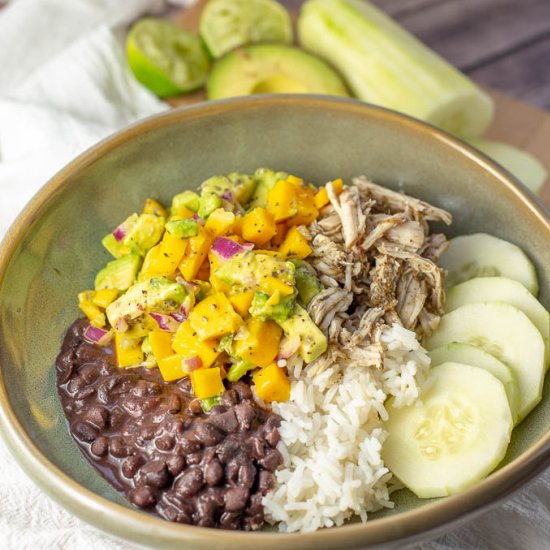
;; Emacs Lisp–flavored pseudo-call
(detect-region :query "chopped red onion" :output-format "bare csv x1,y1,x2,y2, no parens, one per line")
211,237,254,260
112,224,126,242
169,303,189,323
192,213,205,225
221,190,233,202
277,335,300,359
184,356,202,371
83,325,113,346
149,312,180,332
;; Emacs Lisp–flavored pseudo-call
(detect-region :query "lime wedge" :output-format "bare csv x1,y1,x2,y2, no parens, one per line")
126,18,210,97
199,0,293,59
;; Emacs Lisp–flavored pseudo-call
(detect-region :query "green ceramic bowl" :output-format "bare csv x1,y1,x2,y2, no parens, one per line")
1,96,550,549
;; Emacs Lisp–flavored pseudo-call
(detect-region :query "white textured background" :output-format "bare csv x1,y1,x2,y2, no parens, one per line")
0,0,549,548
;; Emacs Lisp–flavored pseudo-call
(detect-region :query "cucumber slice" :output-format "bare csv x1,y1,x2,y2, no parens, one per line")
425,302,545,421
440,233,538,295
382,362,512,498
429,342,519,423
469,139,547,196
199,0,293,59
446,277,550,368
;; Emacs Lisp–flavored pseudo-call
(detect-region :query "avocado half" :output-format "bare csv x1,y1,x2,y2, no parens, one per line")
207,44,349,99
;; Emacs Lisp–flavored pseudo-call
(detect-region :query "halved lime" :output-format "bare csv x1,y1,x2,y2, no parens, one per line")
199,0,293,59
126,18,210,97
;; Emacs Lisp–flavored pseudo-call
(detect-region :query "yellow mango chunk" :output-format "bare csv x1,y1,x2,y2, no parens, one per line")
241,207,277,246
143,198,168,218
278,226,313,260
78,291,106,327
157,354,186,382
271,223,288,246
313,178,344,209
229,290,255,318
92,289,119,309
188,293,243,341
139,232,188,281
190,367,225,399
115,332,144,368
258,275,294,296
208,252,230,293
172,320,220,368
288,184,319,226
205,208,236,237
286,175,303,186
171,205,195,219
253,363,290,402
179,226,212,282
149,330,174,361
232,215,244,237
234,318,282,368
266,179,298,222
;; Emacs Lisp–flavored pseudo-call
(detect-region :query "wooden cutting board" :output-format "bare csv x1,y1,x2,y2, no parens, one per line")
167,0,550,208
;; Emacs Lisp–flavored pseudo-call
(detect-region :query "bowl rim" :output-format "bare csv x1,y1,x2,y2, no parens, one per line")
1,94,550,549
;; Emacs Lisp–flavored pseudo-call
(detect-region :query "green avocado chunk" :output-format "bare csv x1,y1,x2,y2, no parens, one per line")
292,259,323,306
106,276,187,332
250,291,295,323
165,219,199,238
207,44,349,100
172,190,200,213
248,167,289,209
95,252,142,291
279,304,327,363
200,172,257,208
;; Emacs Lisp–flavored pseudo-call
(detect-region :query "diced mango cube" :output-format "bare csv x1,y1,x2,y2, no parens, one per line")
253,363,290,402
266,180,298,222
286,175,303,186
258,276,294,296
171,205,195,219
179,226,212,282
139,232,188,281
278,226,312,260
190,367,225,399
288,184,319,226
92,289,119,309
234,318,282,368
229,290,255,318
149,330,174,361
172,320,220,368
157,354,186,382
195,257,211,281
314,178,344,209
143,198,168,218
208,252,230,293
188,293,243,341
205,208,236,237
78,291,106,327
271,223,288,246
241,207,277,246
115,332,144,368
232,215,244,237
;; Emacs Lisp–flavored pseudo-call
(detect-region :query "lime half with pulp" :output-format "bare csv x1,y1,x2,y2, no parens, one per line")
199,0,293,59
126,18,210,97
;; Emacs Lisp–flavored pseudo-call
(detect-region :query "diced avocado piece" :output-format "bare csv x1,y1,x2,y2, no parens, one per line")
165,219,199,238
101,233,132,259
200,396,222,412
198,192,223,219
207,44,349,100
172,190,200,213
123,213,165,255
95,252,142,291
292,259,323,306
215,251,295,291
279,304,327,363
248,167,289,208
141,335,157,368
106,276,187,331
227,360,255,382
250,291,295,323
200,173,257,205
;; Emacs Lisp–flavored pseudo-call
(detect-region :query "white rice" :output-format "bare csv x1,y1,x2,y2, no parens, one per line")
263,323,430,533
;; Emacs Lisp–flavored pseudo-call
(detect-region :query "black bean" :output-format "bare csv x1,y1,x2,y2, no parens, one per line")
75,344,102,364
249,436,266,460
79,364,99,384
216,436,242,464
83,405,109,429
165,394,181,414
166,454,186,477
75,386,96,401
204,459,223,487
194,423,224,447
131,379,161,397
219,511,241,530
208,410,239,433
194,496,218,528
175,467,203,497
221,389,238,407
265,426,280,448
187,399,202,416
67,377,85,394
109,407,125,429
122,396,161,417
122,455,145,478
155,433,175,452
177,377,193,394
258,448,282,472
257,470,274,494
129,485,156,508
72,420,98,442
186,452,203,466
234,403,255,431
90,436,109,457
232,381,252,401
224,487,249,512
238,461,256,490
225,460,240,485
157,500,191,524
56,350,76,383
136,459,170,489
109,437,131,458
180,434,201,454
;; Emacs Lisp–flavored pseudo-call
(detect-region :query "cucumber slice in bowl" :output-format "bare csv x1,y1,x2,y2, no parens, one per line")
445,277,550,368
429,342,519,423
425,302,545,422
382,362,512,498
440,233,539,295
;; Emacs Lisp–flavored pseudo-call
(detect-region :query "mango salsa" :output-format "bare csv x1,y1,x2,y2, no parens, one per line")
188,292,243,340
143,197,168,218
278,226,313,260
253,363,290,402
139,231,187,281
229,290,255,318
234,318,282,368
179,226,212,282
115,332,144,368
92,289,119,309
241,207,277,246
190,366,225,399
266,179,298,222
205,208,236,237
149,330,174,361
157,354,187,382
172,320,220,368
78,291,106,327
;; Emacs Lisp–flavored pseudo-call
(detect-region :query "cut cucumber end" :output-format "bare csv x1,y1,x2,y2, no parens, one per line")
383,362,512,498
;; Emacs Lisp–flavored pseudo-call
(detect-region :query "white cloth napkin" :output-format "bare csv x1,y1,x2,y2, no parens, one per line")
0,0,549,548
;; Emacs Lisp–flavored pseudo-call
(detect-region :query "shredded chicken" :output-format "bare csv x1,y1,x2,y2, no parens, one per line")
303,176,451,372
